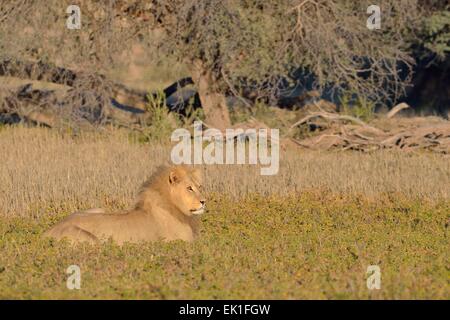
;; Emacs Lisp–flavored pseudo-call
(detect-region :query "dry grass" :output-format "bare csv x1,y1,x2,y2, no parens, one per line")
0,126,449,218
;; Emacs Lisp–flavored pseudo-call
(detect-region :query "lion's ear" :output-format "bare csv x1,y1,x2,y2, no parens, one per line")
168,170,180,185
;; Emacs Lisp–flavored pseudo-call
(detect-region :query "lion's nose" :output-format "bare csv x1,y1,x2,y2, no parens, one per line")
200,200,206,206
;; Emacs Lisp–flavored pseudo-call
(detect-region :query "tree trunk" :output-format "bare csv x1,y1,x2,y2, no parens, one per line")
190,60,231,131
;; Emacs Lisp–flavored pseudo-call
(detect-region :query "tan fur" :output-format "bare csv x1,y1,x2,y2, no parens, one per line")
44,165,206,245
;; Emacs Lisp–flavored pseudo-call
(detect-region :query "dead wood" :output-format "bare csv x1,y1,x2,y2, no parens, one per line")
288,109,450,154
387,102,410,118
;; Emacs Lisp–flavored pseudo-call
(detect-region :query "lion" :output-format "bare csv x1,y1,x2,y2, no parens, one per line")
44,165,206,245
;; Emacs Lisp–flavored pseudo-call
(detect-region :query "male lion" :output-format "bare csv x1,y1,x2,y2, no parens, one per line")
44,165,206,245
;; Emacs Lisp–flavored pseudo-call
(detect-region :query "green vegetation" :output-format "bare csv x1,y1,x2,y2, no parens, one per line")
339,92,376,122
0,194,448,299
140,90,174,142
421,9,450,60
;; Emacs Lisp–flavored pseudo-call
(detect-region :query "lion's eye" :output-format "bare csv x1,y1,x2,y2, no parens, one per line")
187,186,194,192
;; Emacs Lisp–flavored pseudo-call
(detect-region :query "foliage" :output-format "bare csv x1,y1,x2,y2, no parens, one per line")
0,194,448,299
339,92,376,121
143,90,175,140
421,9,450,59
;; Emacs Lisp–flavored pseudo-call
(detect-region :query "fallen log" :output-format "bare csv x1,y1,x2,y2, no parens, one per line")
289,111,385,135
288,110,450,154
387,102,410,118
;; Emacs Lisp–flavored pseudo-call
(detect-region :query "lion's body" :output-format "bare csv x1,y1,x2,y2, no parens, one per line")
44,165,205,245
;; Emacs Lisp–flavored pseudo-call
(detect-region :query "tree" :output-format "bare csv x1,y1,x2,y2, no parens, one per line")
133,0,422,127
0,0,443,128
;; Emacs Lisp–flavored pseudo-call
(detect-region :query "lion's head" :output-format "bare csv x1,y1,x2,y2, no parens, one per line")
168,165,206,216
137,165,206,217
